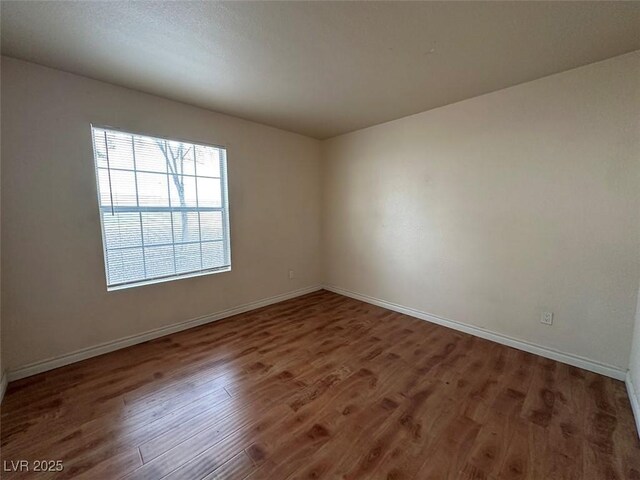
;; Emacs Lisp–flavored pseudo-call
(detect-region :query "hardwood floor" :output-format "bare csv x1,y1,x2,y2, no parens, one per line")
1,290,639,479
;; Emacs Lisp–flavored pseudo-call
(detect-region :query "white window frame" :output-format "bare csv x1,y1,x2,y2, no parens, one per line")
91,125,232,291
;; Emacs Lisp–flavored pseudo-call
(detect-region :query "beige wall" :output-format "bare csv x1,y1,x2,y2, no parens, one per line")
0,91,3,387
2,51,639,379
630,282,640,411
323,52,640,370
1,57,322,371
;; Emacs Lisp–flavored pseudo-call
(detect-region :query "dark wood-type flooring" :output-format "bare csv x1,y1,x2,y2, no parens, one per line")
1,290,639,479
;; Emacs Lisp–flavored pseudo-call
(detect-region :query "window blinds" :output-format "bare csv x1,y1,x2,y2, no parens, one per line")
91,127,231,289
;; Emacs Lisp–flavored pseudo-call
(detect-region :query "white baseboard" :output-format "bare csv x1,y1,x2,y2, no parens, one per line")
6,283,629,387
626,372,640,439
7,285,322,383
0,370,8,405
324,284,627,381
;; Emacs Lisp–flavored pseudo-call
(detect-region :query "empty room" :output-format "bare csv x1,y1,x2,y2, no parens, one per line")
1,1,639,479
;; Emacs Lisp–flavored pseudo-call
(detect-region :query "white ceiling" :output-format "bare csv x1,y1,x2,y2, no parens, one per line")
2,1,639,139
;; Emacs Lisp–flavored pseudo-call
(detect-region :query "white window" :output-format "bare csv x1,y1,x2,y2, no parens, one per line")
91,126,231,290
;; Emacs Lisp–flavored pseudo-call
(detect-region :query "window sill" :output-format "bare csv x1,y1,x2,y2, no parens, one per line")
107,266,231,291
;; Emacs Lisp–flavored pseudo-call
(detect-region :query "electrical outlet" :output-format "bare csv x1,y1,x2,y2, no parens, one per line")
541,312,553,325
288,270,294,280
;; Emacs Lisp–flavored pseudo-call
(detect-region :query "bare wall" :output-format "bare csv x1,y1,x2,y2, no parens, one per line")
0,79,3,388
322,52,640,370
1,57,322,372
629,282,640,422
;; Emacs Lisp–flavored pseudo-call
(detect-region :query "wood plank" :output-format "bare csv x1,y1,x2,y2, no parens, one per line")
1,290,638,480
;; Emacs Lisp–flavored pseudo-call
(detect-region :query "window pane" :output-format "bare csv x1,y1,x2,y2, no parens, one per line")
137,172,169,207
144,245,175,278
172,211,200,244
93,129,109,169
104,131,134,170
141,212,172,245
175,243,201,273
166,139,196,176
200,211,223,241
195,145,221,177
102,212,142,249
169,175,198,208
106,247,144,285
98,169,138,207
197,177,222,207
134,135,168,173
202,241,225,269
92,127,230,288
97,169,111,205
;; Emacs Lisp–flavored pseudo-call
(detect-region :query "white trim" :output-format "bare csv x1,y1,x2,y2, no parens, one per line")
626,372,640,439
7,285,322,382
0,371,8,405
107,266,231,291
324,285,627,381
